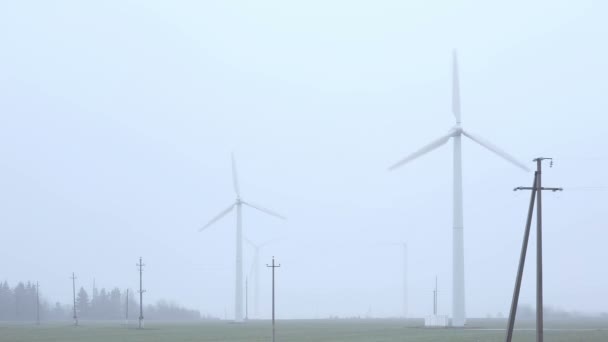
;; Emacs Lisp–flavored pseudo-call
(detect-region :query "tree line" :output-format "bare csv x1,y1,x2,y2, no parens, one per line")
0,280,205,321
0,281,39,321
0,281,68,321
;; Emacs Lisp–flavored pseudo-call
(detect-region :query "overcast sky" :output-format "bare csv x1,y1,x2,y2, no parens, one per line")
0,0,606,320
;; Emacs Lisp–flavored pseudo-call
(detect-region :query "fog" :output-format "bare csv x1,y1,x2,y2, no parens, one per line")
0,0,606,320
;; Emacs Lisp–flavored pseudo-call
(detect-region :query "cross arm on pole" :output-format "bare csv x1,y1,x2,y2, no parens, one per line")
514,187,563,192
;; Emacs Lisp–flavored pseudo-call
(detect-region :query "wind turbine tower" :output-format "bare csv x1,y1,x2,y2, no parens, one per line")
199,154,286,322
389,51,529,326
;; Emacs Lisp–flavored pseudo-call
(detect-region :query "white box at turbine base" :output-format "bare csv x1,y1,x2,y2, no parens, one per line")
424,315,449,327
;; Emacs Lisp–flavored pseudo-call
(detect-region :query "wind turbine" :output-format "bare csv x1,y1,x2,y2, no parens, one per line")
245,237,280,318
199,154,286,323
388,51,529,327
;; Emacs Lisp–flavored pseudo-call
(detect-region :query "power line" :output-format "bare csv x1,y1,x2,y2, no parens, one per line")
562,186,608,192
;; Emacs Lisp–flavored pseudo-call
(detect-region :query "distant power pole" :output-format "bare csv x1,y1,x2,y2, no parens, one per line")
505,158,562,342
36,281,40,325
245,277,249,321
137,257,146,329
266,256,281,342
402,243,408,320
125,289,129,326
433,276,438,315
91,278,96,314
71,273,78,326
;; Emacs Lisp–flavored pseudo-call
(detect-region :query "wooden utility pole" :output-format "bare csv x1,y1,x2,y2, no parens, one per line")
71,273,78,326
266,257,281,342
137,257,145,329
505,158,562,342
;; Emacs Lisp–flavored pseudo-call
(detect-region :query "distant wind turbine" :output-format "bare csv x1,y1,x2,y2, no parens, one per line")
388,51,529,327
245,237,280,318
199,154,286,323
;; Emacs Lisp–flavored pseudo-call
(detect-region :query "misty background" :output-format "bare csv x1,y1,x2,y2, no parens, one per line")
0,0,606,320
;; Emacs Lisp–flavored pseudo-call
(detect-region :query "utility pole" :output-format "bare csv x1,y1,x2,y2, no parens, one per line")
266,256,281,342
125,289,129,326
137,257,145,329
402,243,408,320
36,281,40,325
505,158,562,342
433,276,438,315
71,273,78,326
91,278,96,315
245,277,249,321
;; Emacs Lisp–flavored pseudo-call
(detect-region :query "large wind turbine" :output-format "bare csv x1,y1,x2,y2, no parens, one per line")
245,237,279,318
389,51,529,327
199,154,286,323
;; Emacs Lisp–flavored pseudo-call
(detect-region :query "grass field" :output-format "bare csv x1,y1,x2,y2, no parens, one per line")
1,318,608,342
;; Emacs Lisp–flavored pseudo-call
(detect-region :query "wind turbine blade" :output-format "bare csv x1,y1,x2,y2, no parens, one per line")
198,204,235,232
248,259,255,279
388,133,452,171
452,50,461,123
245,236,280,249
231,153,241,197
244,236,257,248
462,130,530,171
259,237,281,248
242,201,286,220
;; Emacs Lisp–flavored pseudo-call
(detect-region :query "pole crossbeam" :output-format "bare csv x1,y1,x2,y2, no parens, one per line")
505,158,562,342
514,187,563,191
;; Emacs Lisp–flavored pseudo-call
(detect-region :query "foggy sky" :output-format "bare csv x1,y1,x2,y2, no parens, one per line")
0,0,606,319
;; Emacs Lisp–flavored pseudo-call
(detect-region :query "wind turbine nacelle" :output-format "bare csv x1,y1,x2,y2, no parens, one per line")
449,127,463,136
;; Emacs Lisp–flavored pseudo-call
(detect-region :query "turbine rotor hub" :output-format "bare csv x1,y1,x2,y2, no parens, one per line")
449,126,463,136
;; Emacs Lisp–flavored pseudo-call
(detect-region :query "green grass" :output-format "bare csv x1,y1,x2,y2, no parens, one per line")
1,318,608,342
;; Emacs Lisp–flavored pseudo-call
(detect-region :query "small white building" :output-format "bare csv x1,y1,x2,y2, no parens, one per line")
424,315,449,327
